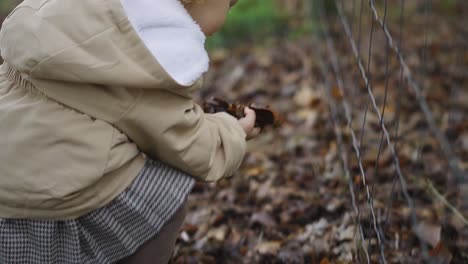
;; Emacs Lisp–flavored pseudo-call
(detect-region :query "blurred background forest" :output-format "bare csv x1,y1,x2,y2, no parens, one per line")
0,0,467,263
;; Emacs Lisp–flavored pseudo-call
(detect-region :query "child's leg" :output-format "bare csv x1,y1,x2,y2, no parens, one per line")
116,201,187,264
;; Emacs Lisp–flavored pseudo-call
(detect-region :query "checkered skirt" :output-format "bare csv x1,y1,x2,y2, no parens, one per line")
0,159,195,264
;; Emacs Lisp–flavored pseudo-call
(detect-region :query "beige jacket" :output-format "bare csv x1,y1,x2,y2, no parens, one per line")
0,0,246,219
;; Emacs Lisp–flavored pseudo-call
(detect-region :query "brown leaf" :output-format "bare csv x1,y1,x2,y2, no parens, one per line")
429,242,453,264
206,226,228,241
250,104,284,128
331,87,343,100
293,85,321,108
243,166,265,177
254,241,282,255
180,223,199,236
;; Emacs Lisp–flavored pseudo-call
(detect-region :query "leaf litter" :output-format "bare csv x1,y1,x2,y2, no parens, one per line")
174,2,467,263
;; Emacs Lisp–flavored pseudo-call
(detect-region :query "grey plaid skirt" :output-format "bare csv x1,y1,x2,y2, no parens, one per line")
0,159,195,264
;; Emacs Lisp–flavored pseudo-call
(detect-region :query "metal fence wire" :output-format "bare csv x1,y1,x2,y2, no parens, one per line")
313,0,467,263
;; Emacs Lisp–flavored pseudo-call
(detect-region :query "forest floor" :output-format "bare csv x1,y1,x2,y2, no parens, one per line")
172,2,468,264
0,1,465,263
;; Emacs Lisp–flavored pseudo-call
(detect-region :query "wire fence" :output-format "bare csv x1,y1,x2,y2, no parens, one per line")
313,0,467,262
0,0,466,262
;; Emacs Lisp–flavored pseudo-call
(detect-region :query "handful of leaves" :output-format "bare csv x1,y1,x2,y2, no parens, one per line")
202,97,284,129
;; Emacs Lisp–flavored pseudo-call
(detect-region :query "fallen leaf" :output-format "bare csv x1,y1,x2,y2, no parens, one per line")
429,242,453,264
461,133,468,152
293,85,321,108
331,87,343,100
336,225,355,242
243,166,266,177
255,241,282,255
326,198,344,212
206,226,228,241
250,212,277,228
415,222,441,247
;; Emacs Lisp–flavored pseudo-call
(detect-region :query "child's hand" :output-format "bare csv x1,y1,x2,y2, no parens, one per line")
238,107,261,140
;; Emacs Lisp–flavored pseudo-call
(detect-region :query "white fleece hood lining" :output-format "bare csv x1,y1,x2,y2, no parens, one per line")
121,0,209,86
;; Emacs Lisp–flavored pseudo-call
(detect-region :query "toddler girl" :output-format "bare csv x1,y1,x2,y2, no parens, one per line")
0,0,256,263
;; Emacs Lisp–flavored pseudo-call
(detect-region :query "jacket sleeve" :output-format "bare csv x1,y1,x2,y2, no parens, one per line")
114,88,247,182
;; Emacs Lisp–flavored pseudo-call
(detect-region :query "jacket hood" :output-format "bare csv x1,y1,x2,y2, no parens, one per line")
122,0,209,86
0,0,208,89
